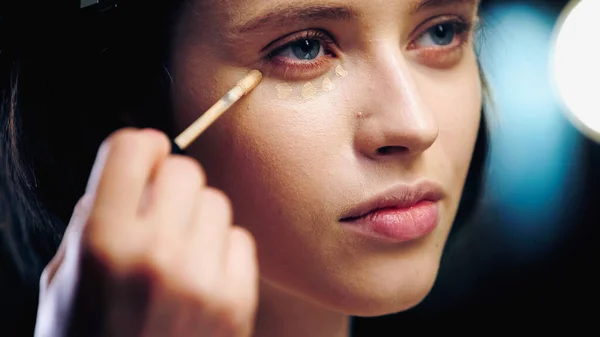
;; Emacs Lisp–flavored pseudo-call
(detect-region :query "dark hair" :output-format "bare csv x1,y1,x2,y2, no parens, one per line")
0,0,488,300
1,1,185,278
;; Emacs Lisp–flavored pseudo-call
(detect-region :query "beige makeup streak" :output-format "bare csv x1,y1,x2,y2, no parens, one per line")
321,77,335,92
276,83,293,100
301,82,317,100
335,65,348,78
273,64,348,101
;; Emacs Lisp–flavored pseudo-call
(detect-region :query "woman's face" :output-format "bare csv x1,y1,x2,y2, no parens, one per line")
170,0,481,316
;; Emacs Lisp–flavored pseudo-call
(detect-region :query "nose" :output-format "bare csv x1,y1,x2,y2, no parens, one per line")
353,51,439,160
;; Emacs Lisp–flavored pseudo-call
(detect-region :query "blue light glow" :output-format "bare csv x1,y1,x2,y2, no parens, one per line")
478,3,585,258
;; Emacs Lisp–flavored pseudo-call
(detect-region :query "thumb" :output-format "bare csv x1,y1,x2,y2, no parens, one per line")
40,194,93,292
41,139,110,290
85,138,111,199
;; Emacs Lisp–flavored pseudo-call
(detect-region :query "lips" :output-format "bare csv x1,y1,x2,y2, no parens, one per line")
340,181,444,222
339,181,444,243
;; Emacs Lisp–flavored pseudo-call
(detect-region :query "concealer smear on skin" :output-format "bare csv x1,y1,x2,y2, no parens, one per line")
301,82,317,100
276,83,293,100
274,64,346,101
321,77,335,92
335,65,349,78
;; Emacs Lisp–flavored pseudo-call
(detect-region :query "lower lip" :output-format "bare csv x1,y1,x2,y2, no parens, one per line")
341,201,440,243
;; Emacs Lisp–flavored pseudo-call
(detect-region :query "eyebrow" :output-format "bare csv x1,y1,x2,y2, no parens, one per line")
235,4,356,33
411,0,480,13
235,0,480,34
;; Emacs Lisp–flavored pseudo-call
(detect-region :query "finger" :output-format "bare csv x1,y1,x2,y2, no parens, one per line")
219,227,259,335
222,227,258,297
40,194,93,290
84,139,110,198
188,188,233,279
91,129,170,225
143,156,205,229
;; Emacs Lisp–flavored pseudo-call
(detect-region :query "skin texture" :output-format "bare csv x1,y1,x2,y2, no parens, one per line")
171,0,481,333
35,1,482,337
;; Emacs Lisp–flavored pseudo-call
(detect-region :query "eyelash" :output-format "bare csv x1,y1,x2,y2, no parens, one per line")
261,16,474,79
408,16,474,67
263,30,338,80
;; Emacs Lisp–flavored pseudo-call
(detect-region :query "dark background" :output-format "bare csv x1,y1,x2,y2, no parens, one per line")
2,0,598,335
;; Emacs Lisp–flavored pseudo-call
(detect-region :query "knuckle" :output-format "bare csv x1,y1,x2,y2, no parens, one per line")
107,131,150,174
163,156,206,187
170,265,221,309
185,285,218,312
85,204,115,234
232,226,255,248
81,215,146,275
82,229,178,289
80,225,126,272
128,238,175,284
82,228,169,283
230,227,258,263
105,128,140,149
203,187,233,215
107,128,168,164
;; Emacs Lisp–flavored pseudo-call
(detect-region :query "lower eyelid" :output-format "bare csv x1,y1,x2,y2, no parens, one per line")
411,37,470,67
410,23,470,50
262,55,336,80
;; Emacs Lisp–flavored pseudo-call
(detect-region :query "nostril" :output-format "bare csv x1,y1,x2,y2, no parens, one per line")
377,146,407,156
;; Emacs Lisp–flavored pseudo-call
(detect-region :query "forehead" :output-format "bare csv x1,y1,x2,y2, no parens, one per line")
187,0,479,29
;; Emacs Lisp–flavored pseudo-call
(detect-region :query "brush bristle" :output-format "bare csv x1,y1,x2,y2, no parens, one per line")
237,70,263,94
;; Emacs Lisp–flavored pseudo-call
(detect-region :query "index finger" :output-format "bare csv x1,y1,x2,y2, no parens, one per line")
90,129,171,225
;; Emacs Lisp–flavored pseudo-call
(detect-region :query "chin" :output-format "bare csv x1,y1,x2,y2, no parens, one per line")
349,283,435,317
345,273,438,317
303,254,443,318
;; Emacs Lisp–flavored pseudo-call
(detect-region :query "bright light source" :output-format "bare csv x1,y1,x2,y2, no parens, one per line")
552,0,600,143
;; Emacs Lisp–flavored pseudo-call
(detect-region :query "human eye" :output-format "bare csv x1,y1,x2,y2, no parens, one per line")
261,30,339,80
408,16,475,68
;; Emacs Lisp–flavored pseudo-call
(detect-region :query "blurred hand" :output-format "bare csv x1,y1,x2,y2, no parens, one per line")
34,128,259,337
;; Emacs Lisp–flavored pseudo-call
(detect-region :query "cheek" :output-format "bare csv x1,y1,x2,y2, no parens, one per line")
412,59,482,222
423,65,481,174
175,69,355,224
181,79,361,287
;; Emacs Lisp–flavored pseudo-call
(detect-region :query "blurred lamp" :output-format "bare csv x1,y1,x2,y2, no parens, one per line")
552,0,600,143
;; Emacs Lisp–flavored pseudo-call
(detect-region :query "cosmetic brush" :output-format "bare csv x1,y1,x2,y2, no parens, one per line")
170,70,263,154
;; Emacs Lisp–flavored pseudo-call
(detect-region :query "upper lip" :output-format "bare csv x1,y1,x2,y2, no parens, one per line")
340,180,445,221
